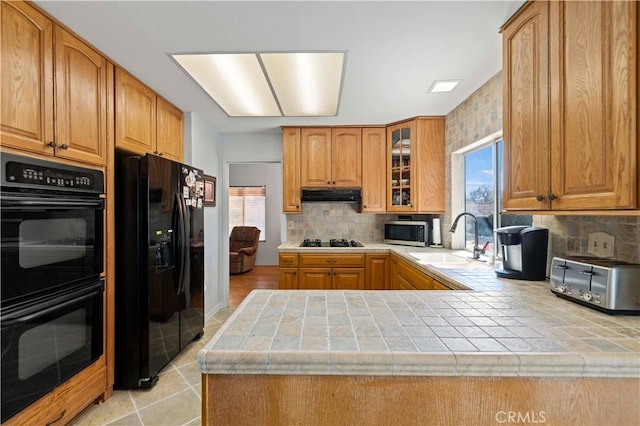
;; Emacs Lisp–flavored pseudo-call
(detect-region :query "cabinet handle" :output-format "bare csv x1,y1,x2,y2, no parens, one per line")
536,194,546,202
46,409,66,426
60,144,68,150
548,193,557,201
48,141,57,148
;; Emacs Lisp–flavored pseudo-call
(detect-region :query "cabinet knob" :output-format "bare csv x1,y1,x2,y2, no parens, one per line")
60,144,68,150
158,152,163,156
48,141,57,148
327,181,330,184
332,181,336,185
548,193,557,201
536,194,546,202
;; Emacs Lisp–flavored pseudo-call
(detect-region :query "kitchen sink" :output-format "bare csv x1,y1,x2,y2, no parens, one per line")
409,251,472,263
409,251,490,269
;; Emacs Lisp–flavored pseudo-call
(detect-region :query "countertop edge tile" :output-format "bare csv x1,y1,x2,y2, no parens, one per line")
200,350,268,374
516,353,585,377
581,352,640,378
455,353,520,376
391,353,457,376
329,351,394,375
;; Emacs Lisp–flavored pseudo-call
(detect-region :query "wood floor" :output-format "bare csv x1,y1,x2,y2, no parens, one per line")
229,265,279,307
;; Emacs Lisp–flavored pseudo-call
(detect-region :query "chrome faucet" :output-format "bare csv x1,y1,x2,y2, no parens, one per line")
449,212,483,260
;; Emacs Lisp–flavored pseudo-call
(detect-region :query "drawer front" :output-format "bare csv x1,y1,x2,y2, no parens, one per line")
299,254,365,268
279,253,299,267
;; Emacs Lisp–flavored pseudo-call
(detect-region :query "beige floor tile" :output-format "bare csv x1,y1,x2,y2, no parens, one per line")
130,367,190,410
69,391,135,426
138,388,200,426
172,340,204,367
178,361,202,387
105,412,143,426
184,417,201,426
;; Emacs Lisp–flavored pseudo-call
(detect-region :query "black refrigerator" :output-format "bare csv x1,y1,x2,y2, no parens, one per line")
114,153,205,389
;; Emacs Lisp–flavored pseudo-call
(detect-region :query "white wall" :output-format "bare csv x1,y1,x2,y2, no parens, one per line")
219,132,283,294
186,112,222,321
229,163,282,265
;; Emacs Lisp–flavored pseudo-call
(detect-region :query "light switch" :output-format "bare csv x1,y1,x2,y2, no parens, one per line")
288,221,295,230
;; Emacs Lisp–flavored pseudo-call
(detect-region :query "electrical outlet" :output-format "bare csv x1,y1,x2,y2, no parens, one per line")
288,221,295,230
588,232,615,258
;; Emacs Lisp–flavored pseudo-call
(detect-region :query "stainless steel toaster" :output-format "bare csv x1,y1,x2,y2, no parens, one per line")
550,256,640,314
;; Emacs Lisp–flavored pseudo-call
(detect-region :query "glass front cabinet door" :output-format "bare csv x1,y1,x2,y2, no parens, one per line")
387,121,415,211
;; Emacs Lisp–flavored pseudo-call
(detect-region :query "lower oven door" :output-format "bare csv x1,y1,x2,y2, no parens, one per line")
0,280,104,422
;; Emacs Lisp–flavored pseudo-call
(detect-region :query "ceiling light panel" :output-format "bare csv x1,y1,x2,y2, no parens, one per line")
260,52,344,116
173,53,281,116
428,79,462,93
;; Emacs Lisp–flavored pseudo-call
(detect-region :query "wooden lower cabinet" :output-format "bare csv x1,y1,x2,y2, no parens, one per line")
280,252,447,291
279,268,299,289
390,254,449,290
280,253,365,290
330,268,365,290
298,267,365,290
6,360,106,426
365,254,389,290
299,268,332,289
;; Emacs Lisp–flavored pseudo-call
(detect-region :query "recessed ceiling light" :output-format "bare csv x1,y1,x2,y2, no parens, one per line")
427,80,462,93
261,52,344,116
172,52,345,117
173,53,281,117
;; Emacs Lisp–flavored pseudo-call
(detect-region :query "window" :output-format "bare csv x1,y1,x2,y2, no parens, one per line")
459,137,532,255
228,186,266,241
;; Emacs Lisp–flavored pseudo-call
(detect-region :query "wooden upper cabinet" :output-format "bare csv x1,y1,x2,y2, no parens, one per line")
0,2,107,166
387,118,444,213
115,68,156,155
156,97,183,162
300,127,362,188
282,128,302,213
1,1,54,155
361,128,386,212
502,0,550,210
53,26,108,166
502,0,637,211
115,68,183,162
331,127,362,187
549,0,637,210
301,128,332,187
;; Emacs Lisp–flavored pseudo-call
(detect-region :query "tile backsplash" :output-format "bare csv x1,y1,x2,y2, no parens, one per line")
534,215,640,264
286,202,396,242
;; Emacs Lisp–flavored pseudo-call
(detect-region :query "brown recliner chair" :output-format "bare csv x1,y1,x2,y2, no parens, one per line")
229,226,261,274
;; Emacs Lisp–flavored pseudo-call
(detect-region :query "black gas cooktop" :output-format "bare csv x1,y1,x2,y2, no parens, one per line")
300,239,363,248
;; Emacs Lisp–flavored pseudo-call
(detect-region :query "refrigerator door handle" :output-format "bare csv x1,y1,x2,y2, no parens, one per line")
179,197,189,295
174,192,186,296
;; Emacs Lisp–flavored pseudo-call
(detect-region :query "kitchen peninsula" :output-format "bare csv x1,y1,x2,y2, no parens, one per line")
199,246,639,425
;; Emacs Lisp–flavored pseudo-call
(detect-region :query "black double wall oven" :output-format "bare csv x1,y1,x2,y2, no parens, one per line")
1,153,105,422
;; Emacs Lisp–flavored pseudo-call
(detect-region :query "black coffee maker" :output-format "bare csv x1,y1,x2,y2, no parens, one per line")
495,226,548,280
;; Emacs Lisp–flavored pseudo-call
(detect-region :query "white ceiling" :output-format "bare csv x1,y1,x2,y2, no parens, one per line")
35,1,525,135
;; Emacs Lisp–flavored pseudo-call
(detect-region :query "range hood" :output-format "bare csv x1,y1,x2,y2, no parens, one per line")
301,188,361,202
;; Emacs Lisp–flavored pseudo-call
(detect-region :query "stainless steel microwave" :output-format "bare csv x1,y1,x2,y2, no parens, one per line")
384,221,428,247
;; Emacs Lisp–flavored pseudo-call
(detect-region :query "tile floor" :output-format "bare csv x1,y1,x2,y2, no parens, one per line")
70,308,235,426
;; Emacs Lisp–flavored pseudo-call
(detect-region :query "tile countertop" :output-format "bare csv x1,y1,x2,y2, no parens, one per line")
198,243,640,378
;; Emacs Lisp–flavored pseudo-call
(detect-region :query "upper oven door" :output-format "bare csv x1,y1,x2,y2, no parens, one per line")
1,193,104,304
